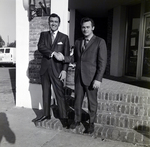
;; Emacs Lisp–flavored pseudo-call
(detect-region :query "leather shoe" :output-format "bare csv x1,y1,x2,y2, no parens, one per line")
35,116,51,122
70,121,80,129
83,123,94,134
61,118,70,129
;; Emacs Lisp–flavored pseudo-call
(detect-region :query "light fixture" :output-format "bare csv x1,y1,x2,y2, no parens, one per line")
23,0,50,21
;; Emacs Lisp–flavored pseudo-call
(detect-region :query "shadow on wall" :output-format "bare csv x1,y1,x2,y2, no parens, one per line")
0,112,16,144
134,125,150,139
27,50,43,116
8,68,16,103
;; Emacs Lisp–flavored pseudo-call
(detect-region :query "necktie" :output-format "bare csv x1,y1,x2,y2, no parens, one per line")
51,32,54,44
84,39,89,48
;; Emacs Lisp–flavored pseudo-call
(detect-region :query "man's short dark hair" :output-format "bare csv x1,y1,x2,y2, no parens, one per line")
80,17,95,27
49,13,61,23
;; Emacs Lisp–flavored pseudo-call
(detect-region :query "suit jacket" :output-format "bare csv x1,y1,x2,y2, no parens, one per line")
65,35,107,86
38,31,70,77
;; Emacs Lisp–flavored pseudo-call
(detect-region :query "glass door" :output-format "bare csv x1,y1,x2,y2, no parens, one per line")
125,4,141,77
142,14,150,79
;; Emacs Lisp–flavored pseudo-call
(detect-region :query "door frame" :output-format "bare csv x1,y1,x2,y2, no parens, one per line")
141,12,150,81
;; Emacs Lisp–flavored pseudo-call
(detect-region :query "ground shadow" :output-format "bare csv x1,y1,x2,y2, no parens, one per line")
0,112,16,144
27,50,43,121
8,68,16,103
31,108,43,122
134,125,150,138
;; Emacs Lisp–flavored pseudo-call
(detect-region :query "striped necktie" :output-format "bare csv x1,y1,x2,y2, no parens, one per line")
51,32,54,44
84,38,89,48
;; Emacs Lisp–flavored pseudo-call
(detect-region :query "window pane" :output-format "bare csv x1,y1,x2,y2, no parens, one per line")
144,16,150,47
142,48,150,77
0,49,4,53
145,0,150,13
5,49,10,53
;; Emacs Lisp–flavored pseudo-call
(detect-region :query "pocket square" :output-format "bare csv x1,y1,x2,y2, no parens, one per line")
57,42,63,45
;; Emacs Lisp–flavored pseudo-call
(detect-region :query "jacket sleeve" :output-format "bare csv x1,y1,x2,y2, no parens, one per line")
63,41,78,63
95,39,107,82
38,32,53,58
62,36,70,71
64,55,74,63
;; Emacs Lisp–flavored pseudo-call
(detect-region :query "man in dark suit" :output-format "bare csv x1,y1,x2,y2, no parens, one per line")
54,17,107,133
36,13,70,128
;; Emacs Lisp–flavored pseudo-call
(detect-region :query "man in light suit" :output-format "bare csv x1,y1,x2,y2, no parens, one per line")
54,17,107,133
36,13,70,128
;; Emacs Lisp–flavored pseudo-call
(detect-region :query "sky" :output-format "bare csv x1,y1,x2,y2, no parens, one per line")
0,0,16,45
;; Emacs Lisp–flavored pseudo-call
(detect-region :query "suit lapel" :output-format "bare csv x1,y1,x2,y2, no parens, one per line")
80,38,84,53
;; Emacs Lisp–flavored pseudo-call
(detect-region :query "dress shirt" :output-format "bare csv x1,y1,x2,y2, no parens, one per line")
50,30,58,58
51,30,58,40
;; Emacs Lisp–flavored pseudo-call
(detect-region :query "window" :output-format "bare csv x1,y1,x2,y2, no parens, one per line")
0,49,4,53
5,49,10,53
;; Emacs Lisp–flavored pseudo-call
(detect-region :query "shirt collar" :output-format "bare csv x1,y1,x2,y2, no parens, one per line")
84,34,94,41
51,30,58,38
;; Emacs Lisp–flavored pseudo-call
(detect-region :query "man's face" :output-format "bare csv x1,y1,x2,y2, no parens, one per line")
81,21,94,37
49,17,60,32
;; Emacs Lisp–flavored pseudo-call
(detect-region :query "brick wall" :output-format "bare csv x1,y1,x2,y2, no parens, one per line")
28,16,49,84
28,0,50,84
93,90,150,144
96,91,150,128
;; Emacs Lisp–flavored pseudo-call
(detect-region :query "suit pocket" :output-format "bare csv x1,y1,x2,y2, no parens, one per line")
90,66,96,77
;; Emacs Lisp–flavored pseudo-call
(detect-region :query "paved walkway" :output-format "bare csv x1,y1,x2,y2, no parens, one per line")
0,106,137,147
100,79,150,96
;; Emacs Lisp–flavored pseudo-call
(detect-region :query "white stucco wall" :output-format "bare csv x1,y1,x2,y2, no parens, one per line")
16,0,69,109
51,0,69,35
69,9,75,47
16,0,31,108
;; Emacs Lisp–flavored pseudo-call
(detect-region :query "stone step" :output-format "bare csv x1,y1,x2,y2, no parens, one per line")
64,86,150,129
35,117,150,146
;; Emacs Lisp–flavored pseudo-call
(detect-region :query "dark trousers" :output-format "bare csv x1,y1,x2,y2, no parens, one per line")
74,74,98,123
41,67,67,119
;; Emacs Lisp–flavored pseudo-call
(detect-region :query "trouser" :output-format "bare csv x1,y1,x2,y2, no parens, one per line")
41,68,67,119
74,74,98,123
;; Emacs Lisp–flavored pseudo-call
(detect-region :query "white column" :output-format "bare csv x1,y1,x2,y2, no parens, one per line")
110,6,126,76
69,9,75,47
16,0,43,109
51,0,69,35
16,0,30,107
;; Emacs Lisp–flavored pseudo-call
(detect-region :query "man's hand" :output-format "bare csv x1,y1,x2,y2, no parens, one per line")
93,80,101,89
59,70,66,82
53,52,64,61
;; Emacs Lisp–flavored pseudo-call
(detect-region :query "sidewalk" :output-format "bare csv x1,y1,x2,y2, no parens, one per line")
0,105,136,147
0,86,145,147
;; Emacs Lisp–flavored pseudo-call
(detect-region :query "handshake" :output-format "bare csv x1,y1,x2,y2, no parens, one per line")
53,52,64,61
